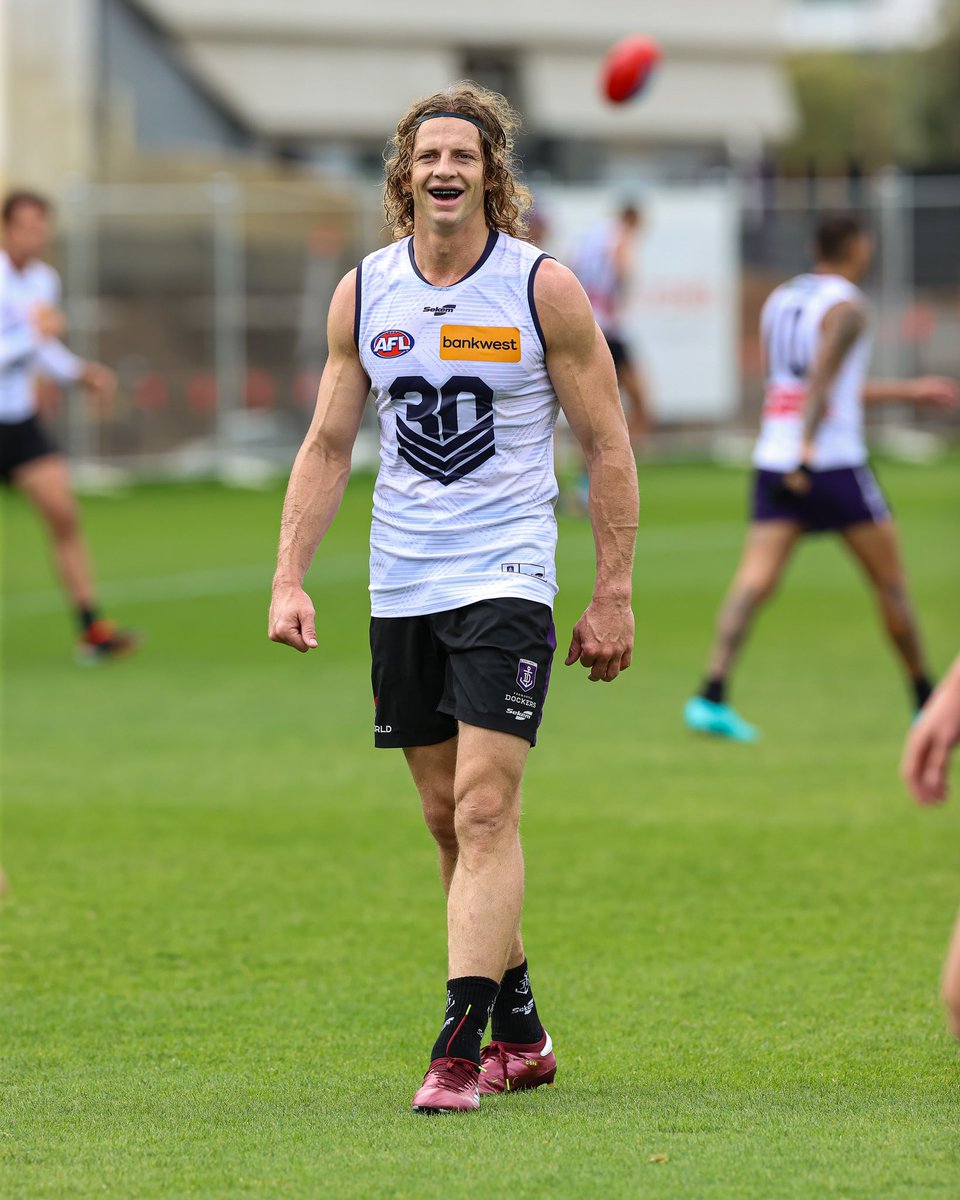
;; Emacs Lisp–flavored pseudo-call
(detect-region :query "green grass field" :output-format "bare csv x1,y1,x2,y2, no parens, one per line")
2,460,959,1199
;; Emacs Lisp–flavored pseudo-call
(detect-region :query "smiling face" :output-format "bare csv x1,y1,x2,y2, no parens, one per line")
407,117,488,235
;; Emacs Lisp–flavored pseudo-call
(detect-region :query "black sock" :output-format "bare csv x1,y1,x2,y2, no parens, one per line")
76,606,99,633
701,676,726,705
490,959,545,1045
430,976,499,1065
913,675,934,710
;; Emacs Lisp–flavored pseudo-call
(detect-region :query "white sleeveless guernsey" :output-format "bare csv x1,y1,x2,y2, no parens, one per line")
357,230,560,618
0,251,83,423
753,273,873,471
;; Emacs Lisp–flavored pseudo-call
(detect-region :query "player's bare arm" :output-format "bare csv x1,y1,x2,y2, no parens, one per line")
269,270,370,652
800,300,865,452
863,376,960,408
535,258,638,682
29,303,65,340
780,299,866,495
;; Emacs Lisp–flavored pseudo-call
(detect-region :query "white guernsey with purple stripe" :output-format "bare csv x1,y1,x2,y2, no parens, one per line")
754,272,872,471
357,230,560,618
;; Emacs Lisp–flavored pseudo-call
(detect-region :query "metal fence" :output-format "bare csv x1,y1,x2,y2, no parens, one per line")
50,177,384,482
46,172,960,479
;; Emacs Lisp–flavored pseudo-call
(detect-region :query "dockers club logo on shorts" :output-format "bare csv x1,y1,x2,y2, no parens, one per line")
516,658,538,692
371,329,414,358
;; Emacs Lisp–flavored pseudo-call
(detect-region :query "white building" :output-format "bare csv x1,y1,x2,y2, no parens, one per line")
3,0,796,192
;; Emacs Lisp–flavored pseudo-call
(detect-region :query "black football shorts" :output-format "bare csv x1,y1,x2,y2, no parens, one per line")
369,597,556,748
0,416,59,483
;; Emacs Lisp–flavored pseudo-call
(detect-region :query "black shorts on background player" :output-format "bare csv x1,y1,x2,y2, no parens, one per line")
370,597,556,748
0,415,58,483
603,333,630,370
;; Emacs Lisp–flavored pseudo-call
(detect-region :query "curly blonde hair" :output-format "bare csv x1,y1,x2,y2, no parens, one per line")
383,82,532,241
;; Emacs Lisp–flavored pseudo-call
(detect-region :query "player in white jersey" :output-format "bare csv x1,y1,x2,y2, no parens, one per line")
684,213,957,742
1,191,138,661
269,84,639,1113
569,204,648,443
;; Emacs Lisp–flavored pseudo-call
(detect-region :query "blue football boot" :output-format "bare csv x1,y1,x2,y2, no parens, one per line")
684,696,760,743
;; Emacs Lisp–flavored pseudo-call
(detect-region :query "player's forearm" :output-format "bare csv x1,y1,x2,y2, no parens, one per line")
273,440,351,586
584,439,639,597
800,384,831,448
863,380,916,405
37,339,85,384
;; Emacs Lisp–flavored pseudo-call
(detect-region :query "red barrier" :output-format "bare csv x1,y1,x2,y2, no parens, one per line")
245,368,276,409
134,372,168,411
294,369,323,408
187,371,218,415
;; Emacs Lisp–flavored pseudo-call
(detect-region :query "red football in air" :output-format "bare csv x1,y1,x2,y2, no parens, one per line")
601,35,662,104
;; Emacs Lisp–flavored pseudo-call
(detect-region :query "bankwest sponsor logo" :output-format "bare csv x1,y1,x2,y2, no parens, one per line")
371,329,414,359
440,325,521,362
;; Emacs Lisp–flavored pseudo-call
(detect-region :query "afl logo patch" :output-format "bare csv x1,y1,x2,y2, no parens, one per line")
371,329,414,359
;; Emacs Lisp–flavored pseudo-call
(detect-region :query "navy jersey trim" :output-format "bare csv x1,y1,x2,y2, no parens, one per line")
527,253,554,354
353,261,363,350
407,228,499,288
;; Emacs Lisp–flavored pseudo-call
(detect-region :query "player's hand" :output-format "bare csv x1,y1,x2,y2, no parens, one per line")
779,464,812,497
269,582,318,653
905,376,960,409
80,363,117,413
565,593,634,682
901,664,960,806
30,303,65,340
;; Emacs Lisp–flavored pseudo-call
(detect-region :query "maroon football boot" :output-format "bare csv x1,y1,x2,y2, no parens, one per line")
479,1029,556,1094
75,620,140,665
411,1056,481,1114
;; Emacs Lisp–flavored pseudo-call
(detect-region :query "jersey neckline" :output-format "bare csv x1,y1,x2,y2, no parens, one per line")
406,228,499,289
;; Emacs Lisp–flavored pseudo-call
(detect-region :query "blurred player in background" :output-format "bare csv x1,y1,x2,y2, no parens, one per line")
684,213,957,742
901,654,960,1038
0,190,138,662
570,202,650,444
269,83,638,1114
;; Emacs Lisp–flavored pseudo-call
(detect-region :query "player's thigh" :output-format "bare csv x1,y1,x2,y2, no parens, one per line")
733,521,802,592
454,722,529,813
405,738,459,809
841,518,904,588
11,454,78,527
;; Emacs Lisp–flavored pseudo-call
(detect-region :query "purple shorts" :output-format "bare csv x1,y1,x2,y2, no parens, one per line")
752,465,890,533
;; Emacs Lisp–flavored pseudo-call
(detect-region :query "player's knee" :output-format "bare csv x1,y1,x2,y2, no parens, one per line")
45,501,79,541
754,576,782,605
421,791,456,849
454,787,518,851
733,579,775,612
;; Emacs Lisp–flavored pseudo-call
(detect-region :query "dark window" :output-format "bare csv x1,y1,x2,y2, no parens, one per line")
460,49,522,108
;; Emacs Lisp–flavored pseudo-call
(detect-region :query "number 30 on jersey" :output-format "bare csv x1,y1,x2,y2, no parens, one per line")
390,374,495,486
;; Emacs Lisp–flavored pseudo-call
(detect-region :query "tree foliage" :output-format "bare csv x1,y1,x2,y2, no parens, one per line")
780,3,960,172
